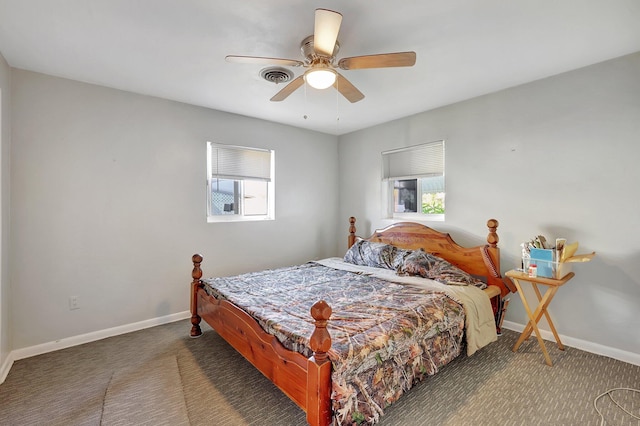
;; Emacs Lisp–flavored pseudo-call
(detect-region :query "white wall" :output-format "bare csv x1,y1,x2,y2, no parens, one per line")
10,70,339,349
338,52,640,358
0,52,11,374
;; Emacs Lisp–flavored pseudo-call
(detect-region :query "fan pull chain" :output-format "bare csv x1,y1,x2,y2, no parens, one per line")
303,81,309,120
335,77,340,133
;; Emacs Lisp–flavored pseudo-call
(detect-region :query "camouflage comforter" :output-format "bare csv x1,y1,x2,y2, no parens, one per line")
202,261,466,425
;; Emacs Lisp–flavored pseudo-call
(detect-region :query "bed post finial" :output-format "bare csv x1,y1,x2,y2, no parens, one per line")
190,254,204,337
309,300,332,363
486,219,499,248
348,217,357,249
192,254,203,280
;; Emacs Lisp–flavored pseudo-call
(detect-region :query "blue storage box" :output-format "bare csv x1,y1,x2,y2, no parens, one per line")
524,248,572,279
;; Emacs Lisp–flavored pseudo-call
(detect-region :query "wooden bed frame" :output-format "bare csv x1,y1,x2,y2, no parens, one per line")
189,217,512,426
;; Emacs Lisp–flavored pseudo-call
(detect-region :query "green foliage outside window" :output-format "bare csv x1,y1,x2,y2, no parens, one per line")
422,192,445,214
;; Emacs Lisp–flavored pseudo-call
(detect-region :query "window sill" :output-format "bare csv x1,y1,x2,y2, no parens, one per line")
391,213,445,222
207,215,274,223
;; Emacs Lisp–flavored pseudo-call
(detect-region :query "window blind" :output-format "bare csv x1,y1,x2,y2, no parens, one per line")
209,143,272,181
382,140,444,180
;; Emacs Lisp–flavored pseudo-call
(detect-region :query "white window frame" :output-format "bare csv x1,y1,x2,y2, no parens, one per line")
381,140,445,221
207,142,275,222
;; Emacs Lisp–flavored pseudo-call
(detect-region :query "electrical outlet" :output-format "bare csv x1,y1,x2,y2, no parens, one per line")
69,295,80,310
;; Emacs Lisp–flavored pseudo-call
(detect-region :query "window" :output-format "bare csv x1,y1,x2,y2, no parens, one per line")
207,142,275,222
382,140,445,220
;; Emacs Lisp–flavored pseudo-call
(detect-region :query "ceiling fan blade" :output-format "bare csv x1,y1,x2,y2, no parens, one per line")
338,52,416,70
270,75,305,102
226,55,304,67
334,72,364,103
314,9,342,57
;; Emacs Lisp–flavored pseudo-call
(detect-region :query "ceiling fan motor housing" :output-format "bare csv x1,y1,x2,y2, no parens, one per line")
301,35,339,62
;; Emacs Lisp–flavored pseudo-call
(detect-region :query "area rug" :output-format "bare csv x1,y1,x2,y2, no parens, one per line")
101,355,189,425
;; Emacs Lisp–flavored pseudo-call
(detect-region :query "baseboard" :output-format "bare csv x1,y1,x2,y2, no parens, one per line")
9,310,191,363
502,320,640,367
0,351,15,384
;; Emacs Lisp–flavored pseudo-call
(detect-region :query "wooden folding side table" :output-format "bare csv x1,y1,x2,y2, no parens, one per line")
506,270,575,366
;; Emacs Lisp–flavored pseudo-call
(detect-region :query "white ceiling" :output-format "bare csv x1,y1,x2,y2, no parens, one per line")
1,1,639,135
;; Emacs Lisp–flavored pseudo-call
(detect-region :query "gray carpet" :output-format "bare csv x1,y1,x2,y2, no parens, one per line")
0,319,638,425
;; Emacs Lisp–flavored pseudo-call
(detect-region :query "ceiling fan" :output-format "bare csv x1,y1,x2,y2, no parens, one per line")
225,8,416,103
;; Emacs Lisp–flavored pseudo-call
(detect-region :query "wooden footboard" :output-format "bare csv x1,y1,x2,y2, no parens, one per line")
189,255,332,426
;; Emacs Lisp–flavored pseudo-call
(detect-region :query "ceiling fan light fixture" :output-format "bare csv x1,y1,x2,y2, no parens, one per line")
305,68,336,90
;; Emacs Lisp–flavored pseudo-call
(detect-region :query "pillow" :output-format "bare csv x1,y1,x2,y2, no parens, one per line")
390,247,413,271
344,238,408,270
396,249,440,276
398,249,487,289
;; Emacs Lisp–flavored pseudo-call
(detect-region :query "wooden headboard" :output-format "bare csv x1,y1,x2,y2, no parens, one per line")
347,217,513,297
